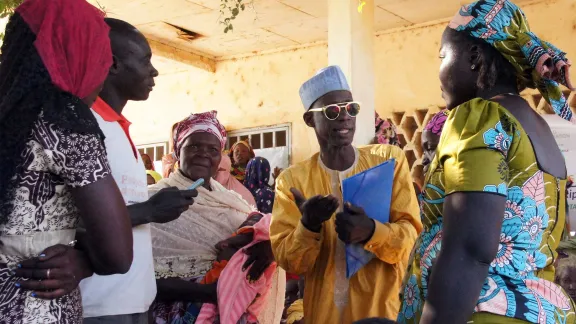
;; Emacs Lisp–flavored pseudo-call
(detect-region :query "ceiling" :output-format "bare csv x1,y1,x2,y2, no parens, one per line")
89,0,535,60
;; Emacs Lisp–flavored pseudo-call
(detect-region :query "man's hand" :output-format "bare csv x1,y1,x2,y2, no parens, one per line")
290,188,339,233
335,203,375,244
14,244,93,299
146,187,197,224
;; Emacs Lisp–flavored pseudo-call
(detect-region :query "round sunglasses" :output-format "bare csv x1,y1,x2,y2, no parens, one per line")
308,102,361,120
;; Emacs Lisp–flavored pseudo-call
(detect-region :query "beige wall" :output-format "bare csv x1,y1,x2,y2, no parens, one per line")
124,0,576,164
374,0,576,114
127,44,328,163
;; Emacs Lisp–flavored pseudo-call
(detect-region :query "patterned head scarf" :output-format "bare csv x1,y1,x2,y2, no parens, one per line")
424,110,449,136
375,112,400,146
173,111,227,160
449,0,574,122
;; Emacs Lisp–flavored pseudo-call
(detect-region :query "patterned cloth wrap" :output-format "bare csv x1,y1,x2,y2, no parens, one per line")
244,157,276,214
424,110,448,136
375,112,400,146
449,0,575,122
196,213,277,324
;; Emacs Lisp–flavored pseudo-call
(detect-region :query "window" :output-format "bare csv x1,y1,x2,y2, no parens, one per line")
137,142,168,170
227,124,292,180
226,123,291,152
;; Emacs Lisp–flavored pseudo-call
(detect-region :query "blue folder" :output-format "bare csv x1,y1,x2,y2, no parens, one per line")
342,158,396,278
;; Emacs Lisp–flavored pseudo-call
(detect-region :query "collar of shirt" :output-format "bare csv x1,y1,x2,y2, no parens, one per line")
92,96,138,159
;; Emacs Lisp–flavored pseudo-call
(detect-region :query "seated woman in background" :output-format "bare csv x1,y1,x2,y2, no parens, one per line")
142,153,163,183
162,124,180,178
556,238,576,303
215,154,257,207
398,0,575,323
147,170,162,185
374,113,422,194
283,277,304,324
375,113,400,146
162,152,177,178
412,110,448,196
229,140,255,183
244,157,276,214
0,0,133,322
421,110,447,176
149,111,284,324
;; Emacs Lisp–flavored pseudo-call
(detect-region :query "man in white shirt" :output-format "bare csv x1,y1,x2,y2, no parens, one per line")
80,18,199,324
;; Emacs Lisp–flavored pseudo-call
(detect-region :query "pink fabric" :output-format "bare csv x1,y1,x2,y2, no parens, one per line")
215,155,256,207
196,214,276,324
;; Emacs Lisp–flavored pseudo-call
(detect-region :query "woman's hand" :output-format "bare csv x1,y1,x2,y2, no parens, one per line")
243,240,274,282
156,278,218,304
215,233,253,252
214,212,263,254
14,244,93,299
273,167,283,180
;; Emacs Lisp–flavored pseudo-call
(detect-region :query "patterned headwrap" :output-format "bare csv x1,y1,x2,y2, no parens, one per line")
173,111,227,160
375,112,400,146
424,110,449,136
449,0,574,122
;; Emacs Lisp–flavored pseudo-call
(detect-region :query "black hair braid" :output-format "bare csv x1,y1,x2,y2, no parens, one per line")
0,13,105,224
475,40,519,91
450,28,520,92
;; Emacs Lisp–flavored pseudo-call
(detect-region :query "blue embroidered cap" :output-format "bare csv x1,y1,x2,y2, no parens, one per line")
299,65,351,111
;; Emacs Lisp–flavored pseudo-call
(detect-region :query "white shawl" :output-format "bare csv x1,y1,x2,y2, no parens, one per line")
149,170,254,279
149,170,286,324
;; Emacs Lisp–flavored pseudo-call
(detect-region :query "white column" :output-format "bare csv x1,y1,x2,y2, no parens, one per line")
328,0,375,146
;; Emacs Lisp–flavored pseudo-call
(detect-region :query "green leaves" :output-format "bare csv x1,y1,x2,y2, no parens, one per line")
0,0,23,39
0,0,23,17
219,0,249,33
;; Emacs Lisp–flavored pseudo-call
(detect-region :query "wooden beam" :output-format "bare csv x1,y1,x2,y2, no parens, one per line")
147,39,216,73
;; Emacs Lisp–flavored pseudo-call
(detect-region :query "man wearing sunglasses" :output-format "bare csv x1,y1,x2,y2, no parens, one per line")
270,66,422,323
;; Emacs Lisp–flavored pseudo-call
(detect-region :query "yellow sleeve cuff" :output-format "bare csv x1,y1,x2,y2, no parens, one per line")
364,220,389,254
295,220,322,243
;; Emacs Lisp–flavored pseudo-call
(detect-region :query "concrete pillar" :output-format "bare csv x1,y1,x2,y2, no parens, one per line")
328,0,375,146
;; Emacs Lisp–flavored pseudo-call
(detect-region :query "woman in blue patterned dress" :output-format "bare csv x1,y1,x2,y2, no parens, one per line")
244,157,276,214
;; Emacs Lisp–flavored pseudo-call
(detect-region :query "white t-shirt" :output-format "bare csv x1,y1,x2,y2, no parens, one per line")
80,107,156,317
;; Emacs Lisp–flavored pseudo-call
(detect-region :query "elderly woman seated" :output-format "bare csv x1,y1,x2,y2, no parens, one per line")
149,111,285,324
555,238,576,303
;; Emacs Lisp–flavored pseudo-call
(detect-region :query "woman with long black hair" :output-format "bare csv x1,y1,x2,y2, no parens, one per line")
0,0,133,322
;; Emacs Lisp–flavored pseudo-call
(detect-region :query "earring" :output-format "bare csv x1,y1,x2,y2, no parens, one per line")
471,64,476,70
